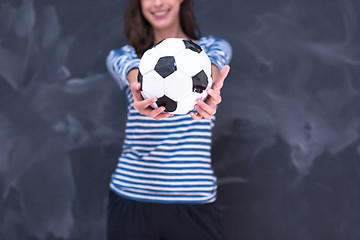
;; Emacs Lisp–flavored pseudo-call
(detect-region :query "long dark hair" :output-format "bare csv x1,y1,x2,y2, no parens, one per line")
123,0,201,57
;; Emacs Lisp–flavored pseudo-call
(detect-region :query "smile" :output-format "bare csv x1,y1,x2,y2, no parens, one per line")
152,9,170,17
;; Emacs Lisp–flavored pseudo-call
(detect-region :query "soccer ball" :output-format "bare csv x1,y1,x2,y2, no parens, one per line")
137,38,212,114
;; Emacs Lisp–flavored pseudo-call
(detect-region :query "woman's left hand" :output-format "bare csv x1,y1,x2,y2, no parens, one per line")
190,65,230,120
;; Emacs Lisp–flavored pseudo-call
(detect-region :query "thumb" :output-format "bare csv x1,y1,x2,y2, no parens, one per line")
212,65,230,91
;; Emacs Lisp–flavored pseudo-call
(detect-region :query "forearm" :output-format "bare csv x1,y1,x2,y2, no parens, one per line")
127,68,139,85
106,46,140,89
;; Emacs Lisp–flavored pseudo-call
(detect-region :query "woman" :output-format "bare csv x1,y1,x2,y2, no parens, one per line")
106,0,232,239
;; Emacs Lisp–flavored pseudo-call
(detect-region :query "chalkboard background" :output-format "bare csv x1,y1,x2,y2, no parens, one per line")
0,0,359,239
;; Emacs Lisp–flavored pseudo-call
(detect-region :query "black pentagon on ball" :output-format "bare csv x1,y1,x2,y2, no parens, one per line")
156,95,177,112
154,56,177,78
192,70,208,93
137,72,143,90
183,39,202,53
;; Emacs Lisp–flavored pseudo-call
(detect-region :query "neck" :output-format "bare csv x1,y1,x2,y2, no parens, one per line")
153,27,187,44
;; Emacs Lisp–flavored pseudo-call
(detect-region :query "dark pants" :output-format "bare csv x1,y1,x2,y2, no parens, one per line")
107,191,223,240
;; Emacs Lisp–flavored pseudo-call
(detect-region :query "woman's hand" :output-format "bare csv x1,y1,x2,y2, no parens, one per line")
128,69,173,119
190,65,230,120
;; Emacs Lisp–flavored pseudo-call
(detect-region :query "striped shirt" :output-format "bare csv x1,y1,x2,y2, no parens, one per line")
106,35,232,203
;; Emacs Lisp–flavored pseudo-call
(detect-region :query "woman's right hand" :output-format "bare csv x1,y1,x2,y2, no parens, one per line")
128,69,173,119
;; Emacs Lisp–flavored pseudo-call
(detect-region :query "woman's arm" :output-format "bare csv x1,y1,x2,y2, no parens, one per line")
191,36,232,120
106,45,140,89
107,46,172,119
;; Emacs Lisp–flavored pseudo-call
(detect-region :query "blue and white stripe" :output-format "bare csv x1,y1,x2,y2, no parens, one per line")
106,35,232,203
107,45,140,89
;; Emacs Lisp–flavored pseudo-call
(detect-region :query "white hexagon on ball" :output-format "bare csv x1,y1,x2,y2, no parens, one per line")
175,92,200,114
141,70,164,98
139,48,162,75
175,48,212,78
164,71,192,101
154,38,186,57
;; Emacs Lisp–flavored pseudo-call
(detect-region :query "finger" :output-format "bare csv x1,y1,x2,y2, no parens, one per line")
137,97,157,110
212,65,230,91
190,111,202,120
194,104,212,120
197,100,216,116
207,89,222,105
154,112,173,120
149,106,175,119
148,106,166,118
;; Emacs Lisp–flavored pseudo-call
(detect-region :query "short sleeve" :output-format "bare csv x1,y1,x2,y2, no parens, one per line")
106,45,140,89
197,36,232,71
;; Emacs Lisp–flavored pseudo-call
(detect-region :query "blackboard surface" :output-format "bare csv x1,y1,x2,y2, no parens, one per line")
0,0,359,239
